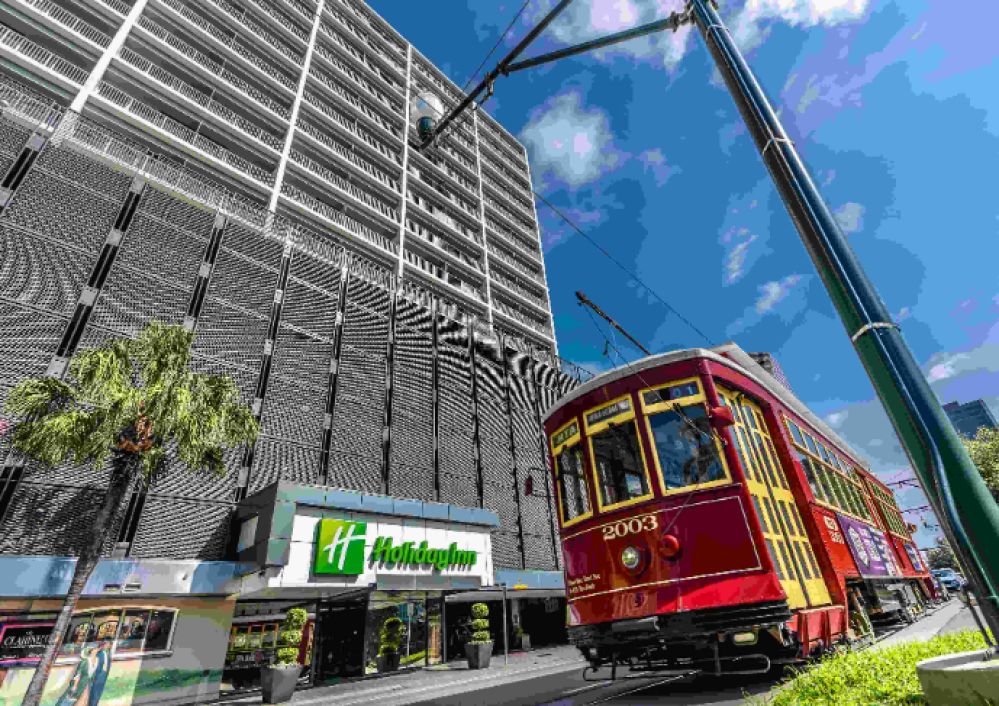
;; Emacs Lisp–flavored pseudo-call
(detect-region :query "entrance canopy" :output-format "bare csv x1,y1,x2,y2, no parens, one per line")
445,588,564,603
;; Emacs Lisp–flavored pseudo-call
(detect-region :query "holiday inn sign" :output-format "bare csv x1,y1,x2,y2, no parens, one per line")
313,518,479,576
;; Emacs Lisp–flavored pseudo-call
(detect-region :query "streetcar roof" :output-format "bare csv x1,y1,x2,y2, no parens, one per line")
547,342,873,474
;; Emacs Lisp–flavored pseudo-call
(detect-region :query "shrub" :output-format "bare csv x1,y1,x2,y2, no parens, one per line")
468,604,492,645
746,630,989,706
273,607,309,667
379,616,405,656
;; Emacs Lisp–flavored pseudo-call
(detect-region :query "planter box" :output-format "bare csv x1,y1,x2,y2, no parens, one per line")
465,641,493,670
916,648,999,706
377,652,401,672
261,665,302,704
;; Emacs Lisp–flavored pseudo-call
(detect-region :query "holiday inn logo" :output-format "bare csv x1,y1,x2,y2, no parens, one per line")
314,519,367,575
311,518,479,576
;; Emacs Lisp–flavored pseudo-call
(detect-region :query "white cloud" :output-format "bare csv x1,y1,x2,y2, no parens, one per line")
756,275,802,313
731,0,872,54
532,0,693,69
727,274,808,335
637,148,678,186
826,410,847,427
835,201,865,234
521,91,622,188
926,343,999,384
724,231,759,284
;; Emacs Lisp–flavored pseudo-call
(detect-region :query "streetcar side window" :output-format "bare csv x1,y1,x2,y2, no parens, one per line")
590,422,650,507
646,404,725,491
555,444,591,523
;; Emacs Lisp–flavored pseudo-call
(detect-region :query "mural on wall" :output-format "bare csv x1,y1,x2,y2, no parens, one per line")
0,597,235,706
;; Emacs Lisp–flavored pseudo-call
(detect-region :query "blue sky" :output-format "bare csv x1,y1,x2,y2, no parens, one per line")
369,0,999,549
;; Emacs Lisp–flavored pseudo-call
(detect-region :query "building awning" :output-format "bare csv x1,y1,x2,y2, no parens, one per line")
445,588,564,603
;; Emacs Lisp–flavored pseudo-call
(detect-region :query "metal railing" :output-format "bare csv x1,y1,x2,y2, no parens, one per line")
96,82,276,185
301,88,401,167
311,41,401,115
0,75,60,124
407,167,479,223
325,2,404,75
479,136,531,191
407,193,482,246
486,241,544,284
309,64,400,140
480,159,534,216
281,181,398,254
242,0,309,44
317,18,403,96
19,0,111,46
493,298,551,336
200,0,303,63
296,117,399,194
117,48,284,151
0,27,89,84
288,148,398,223
136,16,291,119
408,149,479,203
489,267,547,310
95,0,131,17
335,0,406,62
485,212,540,260
403,248,485,302
158,0,297,92
405,215,482,271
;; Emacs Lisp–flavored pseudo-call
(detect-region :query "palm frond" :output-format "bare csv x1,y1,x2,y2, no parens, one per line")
4,378,77,418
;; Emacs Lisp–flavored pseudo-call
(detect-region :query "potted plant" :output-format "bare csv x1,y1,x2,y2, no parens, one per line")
514,625,531,651
376,616,404,672
465,603,493,669
261,607,307,704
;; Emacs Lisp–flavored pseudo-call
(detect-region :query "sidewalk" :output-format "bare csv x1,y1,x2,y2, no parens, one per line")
213,645,586,706
873,600,965,649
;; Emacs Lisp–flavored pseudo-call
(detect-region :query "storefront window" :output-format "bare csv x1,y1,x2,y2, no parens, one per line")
647,405,724,491
364,592,439,675
555,444,590,523
590,421,649,506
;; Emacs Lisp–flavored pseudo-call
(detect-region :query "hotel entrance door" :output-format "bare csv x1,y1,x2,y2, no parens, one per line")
314,595,367,682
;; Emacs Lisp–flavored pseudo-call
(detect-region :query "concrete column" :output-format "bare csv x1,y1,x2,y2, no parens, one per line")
70,0,150,113
268,0,327,213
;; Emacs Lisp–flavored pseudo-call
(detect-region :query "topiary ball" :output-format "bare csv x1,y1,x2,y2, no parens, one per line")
471,603,489,619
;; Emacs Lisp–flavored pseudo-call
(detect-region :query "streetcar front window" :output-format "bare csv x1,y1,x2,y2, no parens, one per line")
647,404,725,491
556,444,591,522
591,422,649,507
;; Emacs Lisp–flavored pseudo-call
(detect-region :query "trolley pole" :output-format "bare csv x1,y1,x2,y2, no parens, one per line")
688,0,999,636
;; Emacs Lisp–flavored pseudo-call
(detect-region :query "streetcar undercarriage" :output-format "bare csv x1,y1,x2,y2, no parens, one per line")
570,601,806,678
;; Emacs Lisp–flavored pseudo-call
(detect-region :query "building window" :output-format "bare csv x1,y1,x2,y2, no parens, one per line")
647,405,725,491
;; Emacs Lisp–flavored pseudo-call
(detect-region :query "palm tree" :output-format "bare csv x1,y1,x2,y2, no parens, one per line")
3,321,259,706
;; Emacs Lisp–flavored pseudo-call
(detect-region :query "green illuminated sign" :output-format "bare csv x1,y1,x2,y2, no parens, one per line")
312,519,478,576
314,519,368,575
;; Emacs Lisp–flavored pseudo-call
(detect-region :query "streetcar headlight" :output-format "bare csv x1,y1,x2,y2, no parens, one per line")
621,546,642,570
732,631,758,645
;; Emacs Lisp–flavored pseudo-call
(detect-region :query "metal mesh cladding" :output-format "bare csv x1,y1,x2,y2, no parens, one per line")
128,495,234,560
2,169,122,253
0,482,108,555
0,224,93,316
250,438,324,493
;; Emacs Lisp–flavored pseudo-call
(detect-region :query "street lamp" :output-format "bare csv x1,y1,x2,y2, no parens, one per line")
420,0,999,637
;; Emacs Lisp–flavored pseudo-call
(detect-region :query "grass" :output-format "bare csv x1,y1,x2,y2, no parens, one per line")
745,630,990,706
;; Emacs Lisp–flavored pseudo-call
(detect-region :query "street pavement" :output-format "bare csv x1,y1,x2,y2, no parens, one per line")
216,600,981,706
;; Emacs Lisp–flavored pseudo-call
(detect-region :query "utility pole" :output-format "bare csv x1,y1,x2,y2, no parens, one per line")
688,0,999,636
575,291,651,356
419,0,999,637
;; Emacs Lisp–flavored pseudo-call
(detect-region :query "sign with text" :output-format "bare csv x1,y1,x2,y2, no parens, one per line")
0,622,55,664
836,514,896,577
311,518,480,576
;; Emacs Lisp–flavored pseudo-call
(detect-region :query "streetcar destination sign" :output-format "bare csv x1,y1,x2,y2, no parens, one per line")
313,519,478,576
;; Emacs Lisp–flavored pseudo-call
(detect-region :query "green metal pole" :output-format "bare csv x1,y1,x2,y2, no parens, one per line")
688,0,999,636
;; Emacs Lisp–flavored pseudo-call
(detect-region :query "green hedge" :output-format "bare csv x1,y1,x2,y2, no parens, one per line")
747,631,989,706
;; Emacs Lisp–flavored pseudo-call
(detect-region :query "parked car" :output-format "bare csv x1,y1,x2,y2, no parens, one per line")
931,568,965,591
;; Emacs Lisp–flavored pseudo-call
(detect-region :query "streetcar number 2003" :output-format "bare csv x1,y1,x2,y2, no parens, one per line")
601,514,658,540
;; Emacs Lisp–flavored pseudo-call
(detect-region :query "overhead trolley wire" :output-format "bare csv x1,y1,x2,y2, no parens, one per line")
533,191,718,347
461,0,534,95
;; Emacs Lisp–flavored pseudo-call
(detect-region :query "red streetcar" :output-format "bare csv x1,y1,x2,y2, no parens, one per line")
543,343,932,676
